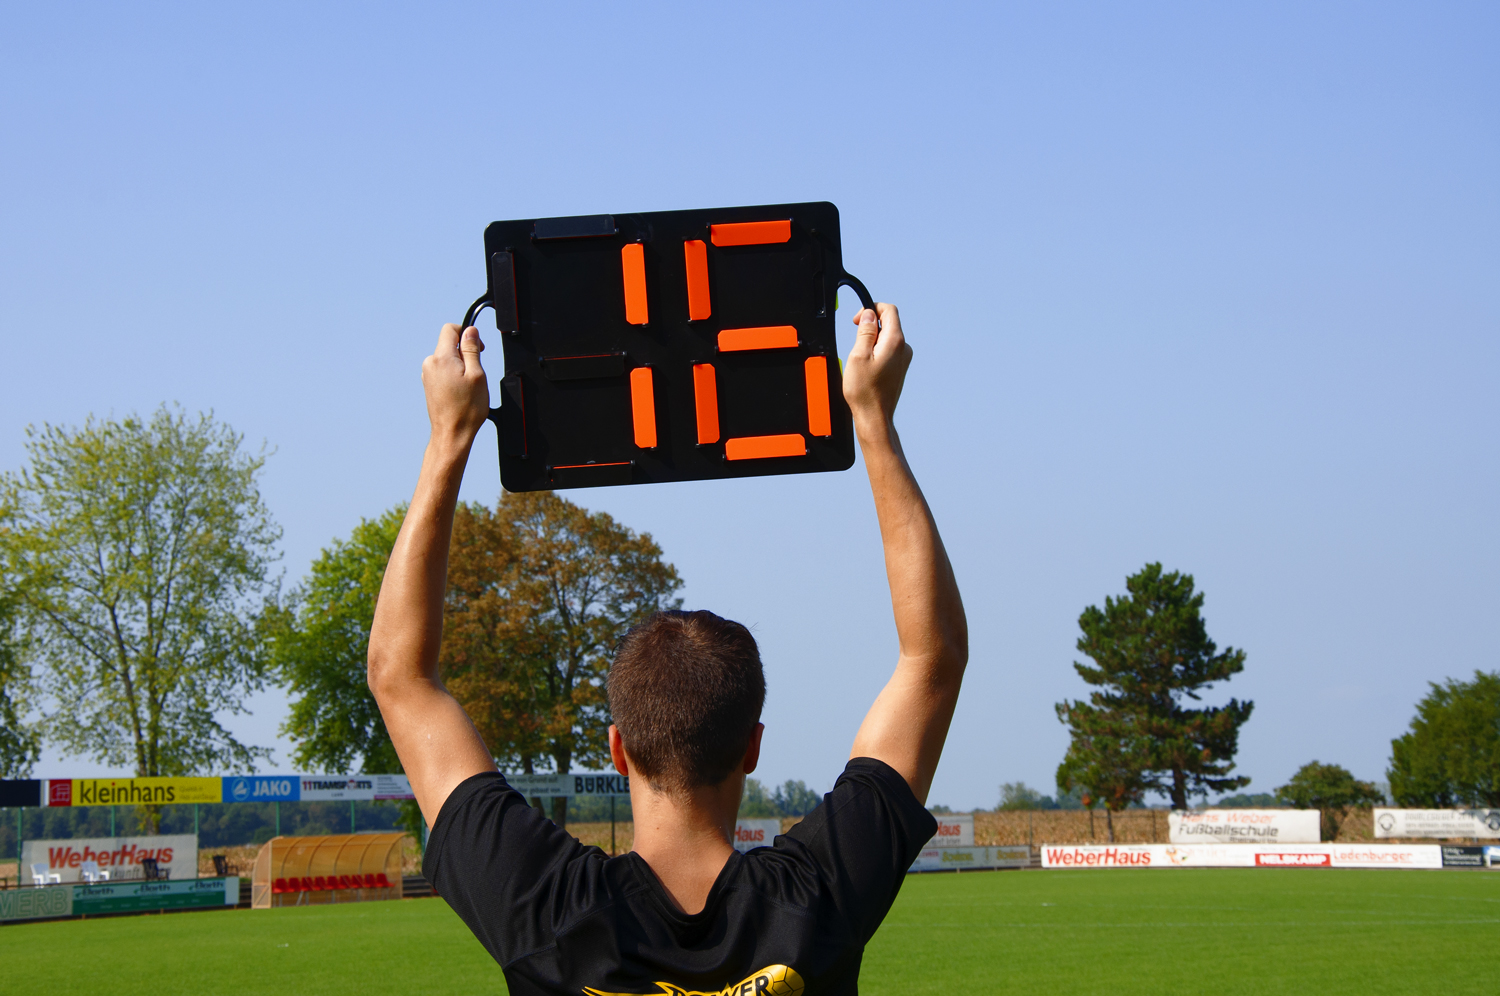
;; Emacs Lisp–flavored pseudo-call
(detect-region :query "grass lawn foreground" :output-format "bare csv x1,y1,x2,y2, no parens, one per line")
1,868,1496,994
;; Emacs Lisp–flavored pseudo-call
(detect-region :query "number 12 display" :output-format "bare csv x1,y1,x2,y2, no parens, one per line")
466,201,875,492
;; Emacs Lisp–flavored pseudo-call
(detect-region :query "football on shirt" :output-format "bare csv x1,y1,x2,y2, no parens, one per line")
766,965,805,996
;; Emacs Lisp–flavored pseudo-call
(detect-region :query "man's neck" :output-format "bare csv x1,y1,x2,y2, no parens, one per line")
628,775,743,915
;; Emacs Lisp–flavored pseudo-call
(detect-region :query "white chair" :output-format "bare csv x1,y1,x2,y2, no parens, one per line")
80,860,110,883
29,863,61,886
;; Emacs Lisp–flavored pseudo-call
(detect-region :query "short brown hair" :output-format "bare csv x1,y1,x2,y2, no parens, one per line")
608,610,765,792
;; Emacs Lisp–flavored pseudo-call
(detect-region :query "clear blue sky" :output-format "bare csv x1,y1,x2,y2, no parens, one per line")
2,2,1495,809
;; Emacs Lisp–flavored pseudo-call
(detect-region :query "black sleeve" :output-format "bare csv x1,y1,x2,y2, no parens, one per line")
423,772,600,967
779,757,937,944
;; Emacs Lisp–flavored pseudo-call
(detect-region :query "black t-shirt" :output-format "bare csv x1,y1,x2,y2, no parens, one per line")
424,757,936,996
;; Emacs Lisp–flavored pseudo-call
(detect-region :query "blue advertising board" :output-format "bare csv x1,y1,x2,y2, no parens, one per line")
223,775,300,803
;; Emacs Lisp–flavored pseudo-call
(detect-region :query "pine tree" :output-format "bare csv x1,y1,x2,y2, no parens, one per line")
1057,563,1253,810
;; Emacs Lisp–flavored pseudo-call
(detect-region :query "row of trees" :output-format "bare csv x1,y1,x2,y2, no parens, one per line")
0,409,681,832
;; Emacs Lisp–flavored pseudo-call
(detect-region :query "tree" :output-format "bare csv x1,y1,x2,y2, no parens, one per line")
1277,761,1385,840
739,778,779,818
1056,563,1253,810
1055,708,1153,840
0,582,40,777
269,507,405,775
440,492,682,827
1,408,279,829
771,780,821,817
998,782,1051,811
1388,671,1500,807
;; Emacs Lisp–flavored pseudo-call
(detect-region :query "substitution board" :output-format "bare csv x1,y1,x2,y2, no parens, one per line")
466,201,875,492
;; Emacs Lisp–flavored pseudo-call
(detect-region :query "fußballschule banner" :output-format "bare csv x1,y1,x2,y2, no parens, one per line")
1169,809,1320,844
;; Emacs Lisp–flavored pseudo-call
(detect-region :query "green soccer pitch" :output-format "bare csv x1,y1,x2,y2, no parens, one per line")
1,869,1495,994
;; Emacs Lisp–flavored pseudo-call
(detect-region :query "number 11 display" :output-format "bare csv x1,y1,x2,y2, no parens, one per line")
463,201,875,492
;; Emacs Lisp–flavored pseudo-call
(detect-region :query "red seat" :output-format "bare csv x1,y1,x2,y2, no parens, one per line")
375,873,391,888
272,878,288,893
313,876,327,890
338,875,352,889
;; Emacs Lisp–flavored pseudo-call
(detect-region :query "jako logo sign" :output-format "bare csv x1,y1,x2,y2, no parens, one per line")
227,777,298,803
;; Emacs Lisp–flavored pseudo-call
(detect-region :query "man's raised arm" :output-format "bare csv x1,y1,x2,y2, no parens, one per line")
368,323,498,827
845,305,969,804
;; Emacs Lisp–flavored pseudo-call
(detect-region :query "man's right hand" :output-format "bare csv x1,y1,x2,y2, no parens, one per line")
842,304,912,431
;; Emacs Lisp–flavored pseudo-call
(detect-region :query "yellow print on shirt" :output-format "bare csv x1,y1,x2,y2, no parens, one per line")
583,963,804,996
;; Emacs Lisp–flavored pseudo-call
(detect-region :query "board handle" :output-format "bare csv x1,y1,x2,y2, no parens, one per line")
836,272,876,312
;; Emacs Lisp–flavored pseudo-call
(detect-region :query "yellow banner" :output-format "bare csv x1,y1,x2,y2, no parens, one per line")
72,778,222,807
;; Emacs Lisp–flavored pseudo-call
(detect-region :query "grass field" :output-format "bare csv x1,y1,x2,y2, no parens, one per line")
1,869,1495,994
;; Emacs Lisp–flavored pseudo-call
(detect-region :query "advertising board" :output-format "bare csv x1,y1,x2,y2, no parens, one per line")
1373,808,1500,839
0,885,72,922
1440,846,1488,868
224,775,300,803
910,846,1030,872
43,777,221,807
503,772,632,798
927,813,974,847
0,779,42,807
22,834,198,883
299,776,376,801
71,877,239,915
373,774,415,800
1169,809,1320,844
1041,843,1443,870
733,819,781,852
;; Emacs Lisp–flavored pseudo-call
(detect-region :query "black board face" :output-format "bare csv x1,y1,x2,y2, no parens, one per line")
480,201,865,492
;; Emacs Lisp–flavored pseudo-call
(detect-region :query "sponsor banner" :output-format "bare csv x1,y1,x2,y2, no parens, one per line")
910,846,1031,872
1441,845,1488,868
299,776,375,801
734,819,781,852
1041,843,1443,870
0,779,43,808
23,834,198,883
224,775,300,803
0,885,73,922
72,877,238,915
1487,846,1500,868
1328,844,1442,869
373,774,414,800
1170,809,1320,844
503,772,631,798
927,813,974,847
1373,808,1500,839
47,778,222,807
46,780,225,810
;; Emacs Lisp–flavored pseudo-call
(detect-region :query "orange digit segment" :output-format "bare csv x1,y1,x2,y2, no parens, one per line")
684,240,711,320
804,356,832,436
621,243,649,325
710,220,792,246
692,363,720,444
717,326,798,352
725,434,806,461
630,367,657,448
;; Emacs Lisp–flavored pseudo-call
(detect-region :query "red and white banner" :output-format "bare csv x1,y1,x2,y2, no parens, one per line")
926,813,974,847
21,834,197,883
1041,843,1442,869
1169,809,1320,844
733,819,781,852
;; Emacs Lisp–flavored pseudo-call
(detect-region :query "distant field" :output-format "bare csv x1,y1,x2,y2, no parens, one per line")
1,869,1495,994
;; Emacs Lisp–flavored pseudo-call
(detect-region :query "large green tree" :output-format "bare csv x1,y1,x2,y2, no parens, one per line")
1388,671,1500,807
268,507,406,775
0,579,40,777
1056,563,1253,811
441,492,682,826
1,408,279,829
1277,761,1385,840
